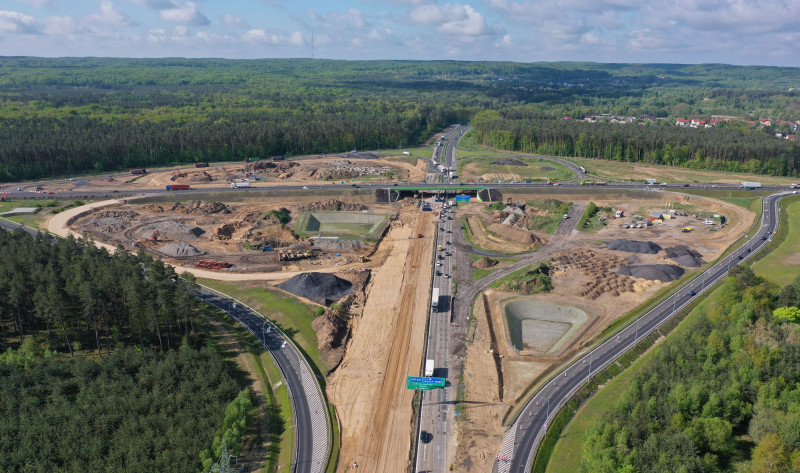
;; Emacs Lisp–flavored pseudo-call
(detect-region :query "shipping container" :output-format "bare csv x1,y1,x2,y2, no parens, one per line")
166,184,190,190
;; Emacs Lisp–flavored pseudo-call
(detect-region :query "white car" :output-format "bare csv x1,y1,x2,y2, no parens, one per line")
302,186,309,189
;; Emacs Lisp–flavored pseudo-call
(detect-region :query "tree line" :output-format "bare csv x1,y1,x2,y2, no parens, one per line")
472,110,800,177
0,229,199,354
582,267,800,472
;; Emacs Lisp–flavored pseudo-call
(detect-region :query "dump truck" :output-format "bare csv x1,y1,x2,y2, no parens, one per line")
166,184,190,190
425,359,435,377
231,181,251,188
194,162,209,168
130,168,147,175
431,288,440,309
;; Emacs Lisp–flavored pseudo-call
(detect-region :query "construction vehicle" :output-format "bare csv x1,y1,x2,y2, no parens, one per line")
231,181,251,188
149,230,160,241
130,168,147,175
615,207,624,218
278,249,323,261
195,260,232,270
166,184,190,190
417,233,423,238
682,227,693,233
194,162,209,168
359,255,369,263
172,168,186,178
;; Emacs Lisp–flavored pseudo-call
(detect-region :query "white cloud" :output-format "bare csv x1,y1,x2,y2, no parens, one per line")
409,3,493,37
220,13,247,28
307,7,369,29
0,10,39,34
14,0,53,8
88,0,132,26
159,1,209,26
243,28,304,46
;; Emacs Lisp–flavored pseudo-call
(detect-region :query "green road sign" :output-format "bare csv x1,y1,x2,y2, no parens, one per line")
407,376,445,390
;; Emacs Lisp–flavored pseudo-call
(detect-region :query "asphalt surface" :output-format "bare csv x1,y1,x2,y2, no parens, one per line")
196,289,329,473
494,191,788,473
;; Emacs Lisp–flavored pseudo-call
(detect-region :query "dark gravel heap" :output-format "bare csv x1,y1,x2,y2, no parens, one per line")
277,272,352,305
618,264,685,282
607,239,663,254
665,245,705,267
540,166,555,170
492,158,527,166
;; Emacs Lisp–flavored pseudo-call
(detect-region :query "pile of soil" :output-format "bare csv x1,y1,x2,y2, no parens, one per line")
473,256,499,269
298,200,367,212
312,309,350,371
618,264,685,282
540,166,555,170
146,201,230,214
343,152,379,160
158,241,203,257
665,245,705,267
487,223,544,248
187,171,213,183
492,158,527,166
246,161,298,172
277,272,352,305
244,225,298,248
312,239,367,250
607,239,663,254
133,220,205,240
88,210,139,232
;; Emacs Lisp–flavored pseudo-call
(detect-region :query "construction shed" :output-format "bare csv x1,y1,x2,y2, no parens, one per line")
649,211,664,222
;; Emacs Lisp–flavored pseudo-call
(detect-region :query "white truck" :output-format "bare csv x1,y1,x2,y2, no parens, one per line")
425,359,435,377
740,181,762,189
231,181,251,188
431,288,440,309
402,151,411,155
645,178,657,185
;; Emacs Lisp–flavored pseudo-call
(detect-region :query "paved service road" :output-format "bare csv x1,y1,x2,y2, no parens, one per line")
494,192,788,473
198,288,330,473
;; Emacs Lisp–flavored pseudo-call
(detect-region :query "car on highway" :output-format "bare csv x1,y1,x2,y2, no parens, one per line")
303,186,309,189
683,184,690,187
444,274,451,278
436,271,442,276
420,430,432,443
47,191,54,194
761,235,768,240
563,213,569,219
737,254,744,259
688,290,696,296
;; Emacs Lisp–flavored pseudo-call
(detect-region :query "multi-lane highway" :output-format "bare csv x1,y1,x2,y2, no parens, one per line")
494,191,788,473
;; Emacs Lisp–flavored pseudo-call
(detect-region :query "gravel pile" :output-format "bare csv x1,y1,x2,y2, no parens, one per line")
492,158,527,166
607,239,663,254
158,242,202,257
277,272,352,305
618,264,685,282
133,220,205,240
473,256,499,269
665,245,705,267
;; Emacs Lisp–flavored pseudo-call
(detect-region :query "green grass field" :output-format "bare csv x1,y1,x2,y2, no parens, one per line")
566,156,799,186
294,211,390,241
468,253,521,281
545,287,720,473
454,131,519,159
751,196,800,285
197,280,327,376
386,156,419,167
458,156,574,182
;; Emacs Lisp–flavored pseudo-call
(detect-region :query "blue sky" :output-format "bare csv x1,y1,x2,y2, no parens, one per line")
1,0,798,66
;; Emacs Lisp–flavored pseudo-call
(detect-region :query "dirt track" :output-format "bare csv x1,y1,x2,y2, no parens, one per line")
329,214,433,472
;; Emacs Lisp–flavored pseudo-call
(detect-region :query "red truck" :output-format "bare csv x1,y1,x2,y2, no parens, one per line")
166,184,190,190
130,168,147,175
194,162,209,168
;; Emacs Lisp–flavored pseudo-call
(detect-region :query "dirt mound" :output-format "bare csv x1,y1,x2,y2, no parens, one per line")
487,223,544,248
342,152,379,160
607,239,663,254
158,241,203,257
246,161,298,172
187,171,213,183
132,220,205,240
244,224,298,248
551,249,635,299
88,210,139,232
277,272,352,305
312,309,350,371
146,201,230,214
491,158,527,166
312,239,367,250
298,200,367,212
665,245,705,267
618,264,685,282
473,256,499,269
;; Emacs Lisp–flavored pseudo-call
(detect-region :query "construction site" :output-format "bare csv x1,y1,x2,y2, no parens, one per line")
42,164,757,473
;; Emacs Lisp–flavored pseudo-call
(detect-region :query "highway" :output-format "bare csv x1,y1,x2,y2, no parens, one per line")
198,289,329,473
493,191,788,473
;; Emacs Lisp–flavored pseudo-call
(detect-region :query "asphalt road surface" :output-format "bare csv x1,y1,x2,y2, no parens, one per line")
197,288,329,473
494,191,788,473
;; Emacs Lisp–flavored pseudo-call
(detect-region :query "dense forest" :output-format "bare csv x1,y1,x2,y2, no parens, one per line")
1,57,800,181
0,229,199,354
0,342,242,473
471,110,800,177
582,267,800,472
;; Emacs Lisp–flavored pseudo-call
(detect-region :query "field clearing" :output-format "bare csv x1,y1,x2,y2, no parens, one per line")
196,280,327,376
545,288,719,473
458,156,574,182
378,147,433,159
752,196,800,285
385,156,418,167
566,156,799,186
455,130,518,158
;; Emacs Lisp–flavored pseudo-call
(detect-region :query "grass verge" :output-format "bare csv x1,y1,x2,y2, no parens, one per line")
750,194,800,285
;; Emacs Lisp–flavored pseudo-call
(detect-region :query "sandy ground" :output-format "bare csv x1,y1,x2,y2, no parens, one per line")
329,213,434,472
